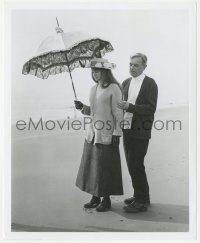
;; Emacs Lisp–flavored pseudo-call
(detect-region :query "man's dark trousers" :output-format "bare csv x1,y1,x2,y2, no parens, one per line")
123,132,150,204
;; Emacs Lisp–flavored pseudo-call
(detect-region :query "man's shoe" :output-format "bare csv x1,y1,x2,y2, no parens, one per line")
96,197,111,212
124,196,135,205
123,202,147,213
84,196,101,209
124,197,150,206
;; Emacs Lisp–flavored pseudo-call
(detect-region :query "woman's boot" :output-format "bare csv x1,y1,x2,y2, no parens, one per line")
84,196,101,209
96,196,111,212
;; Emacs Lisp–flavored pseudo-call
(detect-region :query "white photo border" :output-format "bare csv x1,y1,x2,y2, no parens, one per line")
1,0,197,241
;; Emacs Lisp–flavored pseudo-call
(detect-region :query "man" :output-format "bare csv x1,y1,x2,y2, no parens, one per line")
118,53,158,213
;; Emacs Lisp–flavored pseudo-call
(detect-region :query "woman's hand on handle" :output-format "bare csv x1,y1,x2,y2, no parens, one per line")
74,100,84,110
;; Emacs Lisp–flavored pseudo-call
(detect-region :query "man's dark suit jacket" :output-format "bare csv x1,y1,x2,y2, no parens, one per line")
122,75,158,139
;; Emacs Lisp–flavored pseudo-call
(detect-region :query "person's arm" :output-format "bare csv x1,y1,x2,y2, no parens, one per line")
111,85,123,137
126,81,158,115
81,86,94,115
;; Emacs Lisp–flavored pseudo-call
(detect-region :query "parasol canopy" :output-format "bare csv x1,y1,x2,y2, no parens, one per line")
22,31,114,79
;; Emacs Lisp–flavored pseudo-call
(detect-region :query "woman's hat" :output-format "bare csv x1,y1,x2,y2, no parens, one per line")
87,58,116,70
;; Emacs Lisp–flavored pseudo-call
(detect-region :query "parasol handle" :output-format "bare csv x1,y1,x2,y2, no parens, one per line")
64,53,78,101
56,17,59,27
55,17,63,34
68,72,78,101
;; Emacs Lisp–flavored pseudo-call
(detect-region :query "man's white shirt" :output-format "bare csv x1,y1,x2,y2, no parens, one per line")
123,73,145,129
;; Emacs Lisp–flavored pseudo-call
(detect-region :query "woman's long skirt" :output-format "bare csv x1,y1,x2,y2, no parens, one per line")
76,140,123,197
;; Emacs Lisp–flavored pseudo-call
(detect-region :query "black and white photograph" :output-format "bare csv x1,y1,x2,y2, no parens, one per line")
2,0,197,240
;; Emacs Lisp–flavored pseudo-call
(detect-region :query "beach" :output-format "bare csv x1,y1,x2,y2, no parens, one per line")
11,105,189,232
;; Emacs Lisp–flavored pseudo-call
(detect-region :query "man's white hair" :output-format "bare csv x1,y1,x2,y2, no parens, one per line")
130,53,147,66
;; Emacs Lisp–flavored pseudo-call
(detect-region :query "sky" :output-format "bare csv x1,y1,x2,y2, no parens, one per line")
11,8,189,120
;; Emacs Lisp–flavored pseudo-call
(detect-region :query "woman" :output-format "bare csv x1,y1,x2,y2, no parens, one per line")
74,58,123,212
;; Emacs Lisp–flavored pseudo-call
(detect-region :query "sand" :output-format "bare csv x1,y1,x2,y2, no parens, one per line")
11,105,189,232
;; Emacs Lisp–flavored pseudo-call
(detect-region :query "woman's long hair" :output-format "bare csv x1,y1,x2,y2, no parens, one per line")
91,68,122,91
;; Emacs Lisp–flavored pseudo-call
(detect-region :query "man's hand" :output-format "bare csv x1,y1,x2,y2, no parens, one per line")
55,27,64,34
117,100,129,110
74,100,84,110
112,135,120,147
